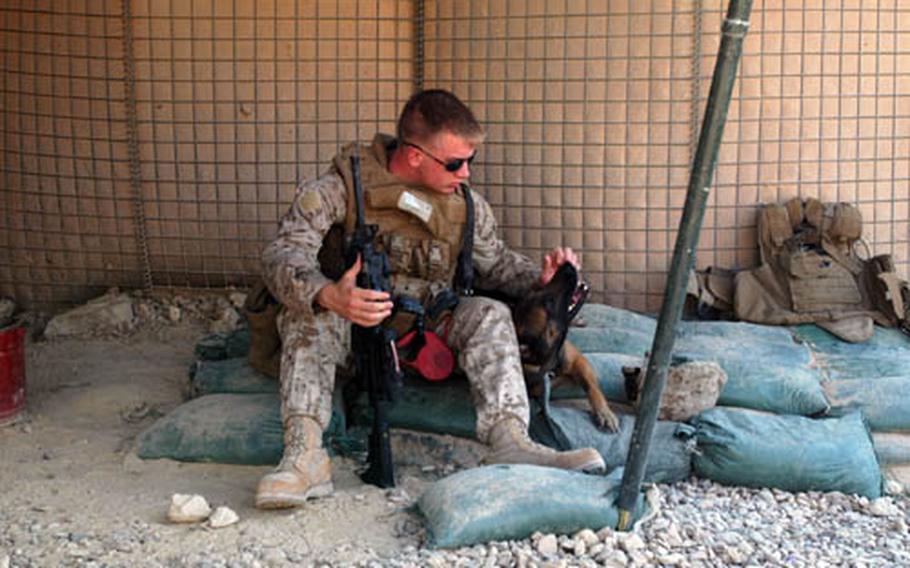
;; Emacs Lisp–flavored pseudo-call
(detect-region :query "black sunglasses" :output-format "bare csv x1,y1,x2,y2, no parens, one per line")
402,141,475,173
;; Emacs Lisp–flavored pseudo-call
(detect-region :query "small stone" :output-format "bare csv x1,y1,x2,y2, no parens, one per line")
0,553,9,568
658,552,685,565
536,533,558,556
884,478,904,496
866,497,901,517
228,292,247,309
575,528,599,546
167,493,211,523
573,539,587,557
617,532,645,552
207,506,239,528
168,306,181,323
261,547,286,566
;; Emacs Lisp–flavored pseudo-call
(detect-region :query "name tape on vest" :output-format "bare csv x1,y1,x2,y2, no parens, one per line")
397,191,433,224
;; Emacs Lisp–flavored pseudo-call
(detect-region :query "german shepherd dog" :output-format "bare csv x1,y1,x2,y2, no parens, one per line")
509,263,620,432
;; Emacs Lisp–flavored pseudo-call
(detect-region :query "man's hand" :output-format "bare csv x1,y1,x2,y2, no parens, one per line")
540,247,581,285
315,255,394,327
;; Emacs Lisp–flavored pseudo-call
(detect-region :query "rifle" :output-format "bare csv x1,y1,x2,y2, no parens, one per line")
345,151,402,488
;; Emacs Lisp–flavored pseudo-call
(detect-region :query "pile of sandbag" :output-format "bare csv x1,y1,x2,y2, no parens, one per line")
135,303,910,545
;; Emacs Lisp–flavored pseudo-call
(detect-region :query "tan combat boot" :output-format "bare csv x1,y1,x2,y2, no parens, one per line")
255,416,333,509
483,417,606,472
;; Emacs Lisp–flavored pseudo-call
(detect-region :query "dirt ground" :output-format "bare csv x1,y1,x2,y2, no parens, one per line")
0,322,468,567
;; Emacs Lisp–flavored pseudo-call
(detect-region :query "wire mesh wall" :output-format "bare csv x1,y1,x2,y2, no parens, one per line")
1,0,909,314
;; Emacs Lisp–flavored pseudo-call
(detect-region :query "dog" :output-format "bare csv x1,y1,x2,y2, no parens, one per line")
508,263,620,432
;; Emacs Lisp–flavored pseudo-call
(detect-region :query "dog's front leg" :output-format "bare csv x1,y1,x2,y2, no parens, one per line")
561,342,620,432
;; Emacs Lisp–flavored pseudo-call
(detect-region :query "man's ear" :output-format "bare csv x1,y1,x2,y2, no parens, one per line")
405,146,423,168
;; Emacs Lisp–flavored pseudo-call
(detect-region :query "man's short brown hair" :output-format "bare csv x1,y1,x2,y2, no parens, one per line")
397,89,485,145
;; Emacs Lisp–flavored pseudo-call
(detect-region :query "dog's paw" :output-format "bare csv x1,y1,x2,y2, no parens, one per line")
592,407,621,433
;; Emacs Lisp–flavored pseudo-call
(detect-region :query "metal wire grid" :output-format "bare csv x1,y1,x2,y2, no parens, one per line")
130,0,415,289
424,1,699,312
0,1,144,311
1,1,909,313
705,1,910,281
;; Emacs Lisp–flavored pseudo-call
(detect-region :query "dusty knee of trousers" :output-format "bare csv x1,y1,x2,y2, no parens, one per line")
462,296,513,324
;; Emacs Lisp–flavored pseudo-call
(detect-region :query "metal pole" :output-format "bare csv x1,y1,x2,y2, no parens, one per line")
615,0,753,530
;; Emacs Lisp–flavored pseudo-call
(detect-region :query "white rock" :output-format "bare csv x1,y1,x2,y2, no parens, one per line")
207,506,239,528
575,528,599,546
44,292,135,337
168,306,182,323
228,292,247,309
0,552,9,568
866,497,901,517
658,552,685,565
167,493,211,523
884,478,904,496
209,306,241,333
536,533,558,556
617,532,645,552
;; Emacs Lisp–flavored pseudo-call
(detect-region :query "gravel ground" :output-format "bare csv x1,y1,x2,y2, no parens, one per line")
2,476,908,567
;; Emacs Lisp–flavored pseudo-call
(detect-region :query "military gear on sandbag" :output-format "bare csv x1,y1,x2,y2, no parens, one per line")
728,197,909,342
482,416,606,472
255,415,334,509
622,358,727,422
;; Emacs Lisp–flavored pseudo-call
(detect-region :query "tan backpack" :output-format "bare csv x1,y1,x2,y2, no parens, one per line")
690,197,909,342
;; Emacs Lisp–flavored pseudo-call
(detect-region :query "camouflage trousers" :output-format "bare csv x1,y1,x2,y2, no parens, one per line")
277,296,530,444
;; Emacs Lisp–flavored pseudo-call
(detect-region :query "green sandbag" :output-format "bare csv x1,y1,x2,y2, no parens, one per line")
567,327,653,355
872,432,910,464
194,328,251,361
690,408,882,498
577,304,657,334
793,324,910,380
826,376,910,431
137,392,348,464
585,351,828,416
529,405,692,484
189,357,278,397
418,464,644,548
349,375,478,439
705,359,827,416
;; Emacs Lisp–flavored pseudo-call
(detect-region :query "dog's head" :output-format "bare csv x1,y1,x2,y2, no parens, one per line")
513,263,586,369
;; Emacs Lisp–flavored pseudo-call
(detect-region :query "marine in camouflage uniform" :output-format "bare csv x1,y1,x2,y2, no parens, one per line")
255,90,604,510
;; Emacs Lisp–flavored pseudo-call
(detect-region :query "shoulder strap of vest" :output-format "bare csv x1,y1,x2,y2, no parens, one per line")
454,185,475,296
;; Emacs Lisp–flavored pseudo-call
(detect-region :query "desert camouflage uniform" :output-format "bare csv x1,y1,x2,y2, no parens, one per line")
263,155,540,443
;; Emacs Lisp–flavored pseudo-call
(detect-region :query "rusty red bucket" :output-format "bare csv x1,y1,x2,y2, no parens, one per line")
0,326,26,426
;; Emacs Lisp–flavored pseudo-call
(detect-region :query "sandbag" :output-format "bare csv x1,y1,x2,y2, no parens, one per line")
793,324,910,381
189,358,278,397
872,432,910,465
137,392,347,464
689,408,882,498
529,404,691,484
585,351,828,416
194,328,251,361
825,376,910,431
567,327,653,355
576,304,657,334
348,375,478,439
418,464,644,548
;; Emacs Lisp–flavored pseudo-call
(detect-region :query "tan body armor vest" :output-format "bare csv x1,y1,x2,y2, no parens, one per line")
327,134,469,307
733,197,908,342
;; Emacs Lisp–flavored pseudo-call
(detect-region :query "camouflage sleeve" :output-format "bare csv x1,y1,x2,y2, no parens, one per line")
262,170,348,315
470,190,541,297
